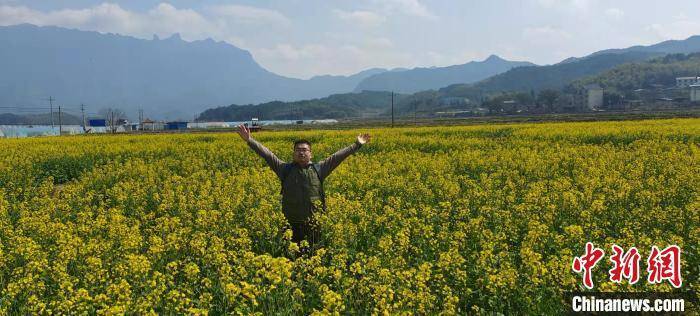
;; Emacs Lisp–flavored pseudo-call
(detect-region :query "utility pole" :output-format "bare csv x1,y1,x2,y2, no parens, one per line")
139,108,144,131
391,91,394,128
81,104,86,130
47,96,55,128
108,109,114,134
58,105,63,135
414,98,417,126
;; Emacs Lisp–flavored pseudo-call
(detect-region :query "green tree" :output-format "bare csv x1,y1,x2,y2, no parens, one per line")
537,89,560,112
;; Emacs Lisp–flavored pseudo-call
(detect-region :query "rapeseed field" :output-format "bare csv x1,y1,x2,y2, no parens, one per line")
0,119,697,314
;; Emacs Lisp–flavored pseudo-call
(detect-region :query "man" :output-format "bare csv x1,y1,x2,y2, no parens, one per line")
236,124,371,246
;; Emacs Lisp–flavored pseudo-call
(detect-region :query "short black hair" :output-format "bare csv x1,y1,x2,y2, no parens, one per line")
293,139,311,149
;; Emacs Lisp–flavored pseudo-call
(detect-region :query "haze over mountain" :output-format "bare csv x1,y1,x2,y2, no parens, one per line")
440,35,700,94
3,23,700,122
468,51,662,93
559,35,700,64
0,24,388,120
354,55,535,94
0,24,539,121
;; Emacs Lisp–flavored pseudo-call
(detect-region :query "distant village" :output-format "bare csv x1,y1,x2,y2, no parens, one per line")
2,76,699,138
81,117,271,134
435,76,700,117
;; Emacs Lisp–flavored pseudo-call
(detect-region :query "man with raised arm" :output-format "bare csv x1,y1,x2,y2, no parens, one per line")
236,124,371,246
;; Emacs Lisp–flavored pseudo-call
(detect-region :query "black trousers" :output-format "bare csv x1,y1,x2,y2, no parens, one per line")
288,220,321,245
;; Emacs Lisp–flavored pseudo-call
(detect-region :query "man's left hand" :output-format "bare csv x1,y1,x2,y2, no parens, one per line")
357,133,371,145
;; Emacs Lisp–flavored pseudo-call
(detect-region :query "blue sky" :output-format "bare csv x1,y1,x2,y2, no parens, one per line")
2,0,700,79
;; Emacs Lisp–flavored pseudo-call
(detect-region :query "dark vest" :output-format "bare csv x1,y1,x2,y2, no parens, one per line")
280,163,325,223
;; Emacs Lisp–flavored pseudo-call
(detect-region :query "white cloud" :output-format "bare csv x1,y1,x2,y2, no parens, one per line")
534,0,595,13
145,3,214,38
253,34,491,78
644,9,700,41
261,43,329,61
0,3,148,34
0,3,221,40
523,26,572,40
646,20,700,40
256,41,414,78
373,0,436,19
535,0,557,8
205,4,290,26
520,26,576,63
571,0,594,11
604,8,624,19
0,2,290,43
364,37,394,49
0,5,39,25
331,0,436,27
333,9,385,28
673,12,688,21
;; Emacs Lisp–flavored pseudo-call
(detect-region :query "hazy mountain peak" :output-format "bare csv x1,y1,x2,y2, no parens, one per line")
484,54,505,62
166,33,182,41
0,24,392,119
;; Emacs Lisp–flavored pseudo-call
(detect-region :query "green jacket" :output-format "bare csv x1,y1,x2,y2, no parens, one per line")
247,138,363,223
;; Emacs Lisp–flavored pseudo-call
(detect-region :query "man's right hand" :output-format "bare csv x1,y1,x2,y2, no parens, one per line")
237,124,251,141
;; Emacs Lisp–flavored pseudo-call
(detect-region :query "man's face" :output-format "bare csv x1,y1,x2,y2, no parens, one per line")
293,143,312,165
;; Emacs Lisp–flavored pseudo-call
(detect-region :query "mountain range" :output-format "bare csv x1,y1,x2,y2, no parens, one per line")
3,23,700,122
0,24,530,120
354,55,534,94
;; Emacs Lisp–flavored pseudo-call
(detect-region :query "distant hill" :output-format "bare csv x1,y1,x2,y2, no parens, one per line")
0,112,81,125
587,35,700,59
354,55,535,94
461,35,700,94
469,51,662,93
572,52,700,92
402,51,664,111
198,52,700,120
197,91,406,121
392,52,700,116
0,24,387,120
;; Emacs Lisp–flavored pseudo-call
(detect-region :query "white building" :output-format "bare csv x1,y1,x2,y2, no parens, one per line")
676,76,700,87
188,122,229,129
141,119,165,131
584,84,604,110
691,84,700,102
